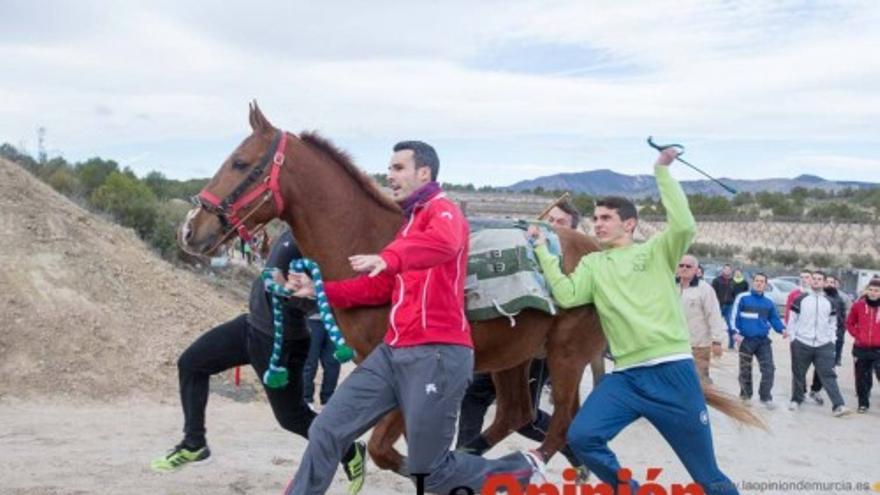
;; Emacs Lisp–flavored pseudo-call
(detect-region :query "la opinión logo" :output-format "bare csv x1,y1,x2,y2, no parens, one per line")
412,467,708,495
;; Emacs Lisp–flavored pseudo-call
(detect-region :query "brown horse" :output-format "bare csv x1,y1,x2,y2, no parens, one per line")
179,103,760,473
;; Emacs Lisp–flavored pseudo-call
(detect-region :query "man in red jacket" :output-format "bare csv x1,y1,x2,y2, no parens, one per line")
846,277,880,413
283,141,543,495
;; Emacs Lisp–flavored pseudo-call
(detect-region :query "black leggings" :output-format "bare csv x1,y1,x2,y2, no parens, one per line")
456,359,582,467
177,314,314,447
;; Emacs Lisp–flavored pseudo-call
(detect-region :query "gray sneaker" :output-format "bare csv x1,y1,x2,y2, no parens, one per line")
807,391,825,406
788,401,800,411
832,405,852,417
520,450,547,484
761,400,777,410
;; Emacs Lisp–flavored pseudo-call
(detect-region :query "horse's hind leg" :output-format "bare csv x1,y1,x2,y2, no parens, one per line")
367,409,406,473
458,361,533,455
540,307,604,460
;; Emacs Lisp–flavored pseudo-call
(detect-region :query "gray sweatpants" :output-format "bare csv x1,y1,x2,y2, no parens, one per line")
284,343,534,495
790,340,845,408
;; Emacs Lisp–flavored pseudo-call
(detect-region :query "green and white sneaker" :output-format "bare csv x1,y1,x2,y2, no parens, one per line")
342,441,367,495
150,443,211,472
573,464,591,484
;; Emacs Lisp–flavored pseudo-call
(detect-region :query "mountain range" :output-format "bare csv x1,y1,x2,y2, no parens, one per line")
505,169,880,198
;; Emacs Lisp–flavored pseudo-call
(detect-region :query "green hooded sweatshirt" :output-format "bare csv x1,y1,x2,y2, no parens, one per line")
535,165,696,369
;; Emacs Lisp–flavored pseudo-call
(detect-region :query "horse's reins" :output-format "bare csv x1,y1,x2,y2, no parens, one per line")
193,130,289,253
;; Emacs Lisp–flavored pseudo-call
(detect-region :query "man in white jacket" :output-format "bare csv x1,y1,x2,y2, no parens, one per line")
786,271,851,416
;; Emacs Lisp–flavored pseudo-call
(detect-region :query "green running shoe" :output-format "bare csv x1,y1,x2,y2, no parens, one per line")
342,441,367,495
150,443,211,472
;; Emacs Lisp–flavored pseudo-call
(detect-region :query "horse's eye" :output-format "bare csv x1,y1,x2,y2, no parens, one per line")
232,160,249,171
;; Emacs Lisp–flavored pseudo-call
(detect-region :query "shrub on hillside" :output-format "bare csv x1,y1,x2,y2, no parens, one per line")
90,172,158,238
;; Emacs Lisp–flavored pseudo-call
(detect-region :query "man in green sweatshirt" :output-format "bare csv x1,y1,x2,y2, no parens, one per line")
527,148,738,495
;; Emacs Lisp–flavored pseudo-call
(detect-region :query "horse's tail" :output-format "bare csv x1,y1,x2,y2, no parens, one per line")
702,382,768,430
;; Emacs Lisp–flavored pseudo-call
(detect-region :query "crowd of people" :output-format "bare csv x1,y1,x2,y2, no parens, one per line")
679,260,880,417
155,140,880,495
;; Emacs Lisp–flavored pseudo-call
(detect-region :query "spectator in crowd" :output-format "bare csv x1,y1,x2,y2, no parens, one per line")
784,270,812,325
302,312,342,411
824,275,848,367
732,269,749,299
677,254,727,384
845,278,880,414
786,271,851,417
730,273,785,410
805,274,849,403
712,263,737,349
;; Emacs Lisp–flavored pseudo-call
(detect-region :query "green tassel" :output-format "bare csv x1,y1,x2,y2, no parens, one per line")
333,344,354,363
263,367,289,389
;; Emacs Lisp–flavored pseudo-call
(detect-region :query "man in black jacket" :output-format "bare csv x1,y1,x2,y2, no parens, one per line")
712,263,736,349
150,230,366,493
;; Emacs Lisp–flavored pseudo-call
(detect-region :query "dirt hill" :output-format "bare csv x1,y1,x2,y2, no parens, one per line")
0,157,247,400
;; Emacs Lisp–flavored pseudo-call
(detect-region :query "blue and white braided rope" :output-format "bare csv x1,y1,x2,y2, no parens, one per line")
260,258,354,389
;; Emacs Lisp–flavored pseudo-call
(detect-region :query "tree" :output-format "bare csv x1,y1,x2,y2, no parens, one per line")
571,193,595,216
148,200,191,258
45,166,80,196
76,157,119,198
90,171,158,237
0,142,40,173
732,191,753,207
144,171,171,200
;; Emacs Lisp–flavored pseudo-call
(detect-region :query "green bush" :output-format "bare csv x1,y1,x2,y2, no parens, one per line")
850,254,880,270
45,166,80,196
772,250,800,268
90,171,158,238
807,253,835,268
148,201,190,258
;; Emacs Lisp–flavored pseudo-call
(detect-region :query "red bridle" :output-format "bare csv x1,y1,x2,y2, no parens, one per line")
194,130,288,248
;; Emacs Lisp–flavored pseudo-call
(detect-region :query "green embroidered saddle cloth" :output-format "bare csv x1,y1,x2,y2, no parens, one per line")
465,218,561,323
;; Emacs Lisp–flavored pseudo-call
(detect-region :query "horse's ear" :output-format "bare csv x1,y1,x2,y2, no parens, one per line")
248,101,257,131
249,100,273,132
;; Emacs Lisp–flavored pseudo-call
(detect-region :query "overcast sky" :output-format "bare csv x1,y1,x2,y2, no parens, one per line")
2,0,879,186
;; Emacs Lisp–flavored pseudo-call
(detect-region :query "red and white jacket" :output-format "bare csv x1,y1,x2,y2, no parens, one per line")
846,297,880,349
324,191,472,348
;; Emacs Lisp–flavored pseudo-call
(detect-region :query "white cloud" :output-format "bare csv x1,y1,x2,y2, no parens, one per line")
1,1,879,183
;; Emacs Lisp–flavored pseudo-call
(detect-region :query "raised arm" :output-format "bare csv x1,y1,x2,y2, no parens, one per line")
652,150,697,271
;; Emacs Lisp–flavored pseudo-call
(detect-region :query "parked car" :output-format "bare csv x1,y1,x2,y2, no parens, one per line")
774,275,802,287
764,278,798,310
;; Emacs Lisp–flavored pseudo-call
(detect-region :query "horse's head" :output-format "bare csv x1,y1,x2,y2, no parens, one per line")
179,101,287,256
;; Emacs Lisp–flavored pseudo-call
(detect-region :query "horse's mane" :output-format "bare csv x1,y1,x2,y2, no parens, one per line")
298,131,401,214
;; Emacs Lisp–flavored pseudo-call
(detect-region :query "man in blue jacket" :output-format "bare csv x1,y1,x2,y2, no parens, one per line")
730,273,785,410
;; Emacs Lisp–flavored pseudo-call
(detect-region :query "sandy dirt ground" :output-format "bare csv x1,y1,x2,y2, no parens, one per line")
2,337,877,495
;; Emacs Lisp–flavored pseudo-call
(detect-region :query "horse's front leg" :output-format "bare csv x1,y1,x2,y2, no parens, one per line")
540,307,604,460
367,409,406,473
459,361,533,455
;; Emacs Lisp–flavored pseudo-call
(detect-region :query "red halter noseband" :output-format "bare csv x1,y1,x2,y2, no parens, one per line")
194,130,288,245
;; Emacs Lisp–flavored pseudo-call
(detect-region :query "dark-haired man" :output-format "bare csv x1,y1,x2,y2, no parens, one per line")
786,271,851,416
456,196,591,482
528,148,738,494
846,278,880,413
150,230,366,493
285,141,543,495
544,199,582,230
711,263,737,349
730,272,785,409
